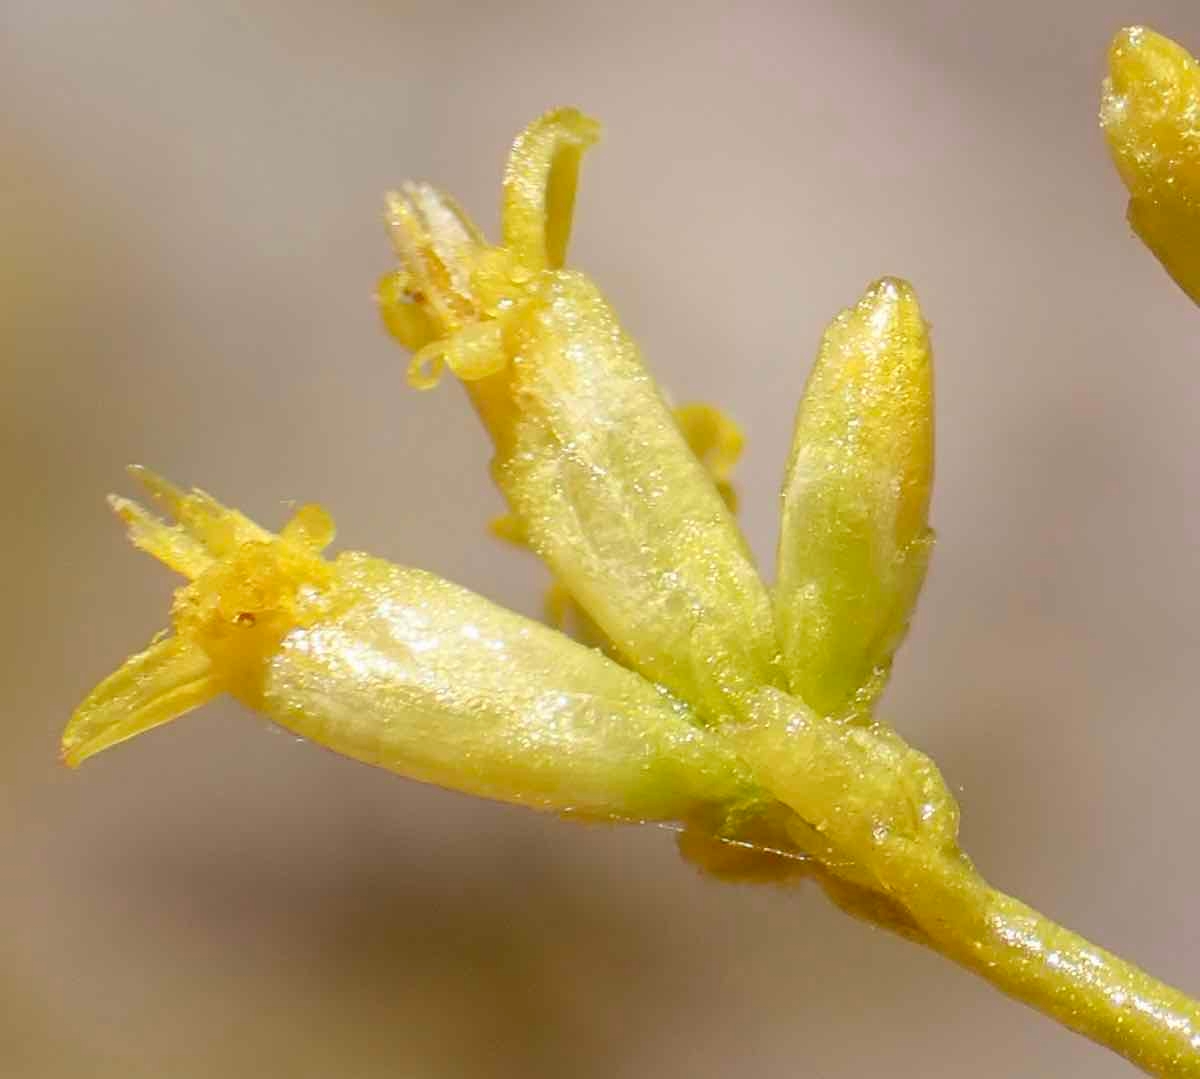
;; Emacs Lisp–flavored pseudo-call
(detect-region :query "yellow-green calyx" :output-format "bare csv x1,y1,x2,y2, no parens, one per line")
65,28,1200,1077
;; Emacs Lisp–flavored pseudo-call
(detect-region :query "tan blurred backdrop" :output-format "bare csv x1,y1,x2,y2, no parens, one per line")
4,2,1200,1075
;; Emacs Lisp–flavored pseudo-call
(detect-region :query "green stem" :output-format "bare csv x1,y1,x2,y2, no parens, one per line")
727,691,1200,1074
886,847,1200,1076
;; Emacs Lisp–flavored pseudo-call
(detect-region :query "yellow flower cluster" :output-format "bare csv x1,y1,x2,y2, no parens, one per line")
64,25,1200,1077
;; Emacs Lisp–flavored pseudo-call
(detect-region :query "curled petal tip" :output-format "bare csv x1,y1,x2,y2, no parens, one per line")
503,107,601,270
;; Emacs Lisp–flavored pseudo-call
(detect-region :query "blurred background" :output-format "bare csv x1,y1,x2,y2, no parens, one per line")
4,1,1200,1075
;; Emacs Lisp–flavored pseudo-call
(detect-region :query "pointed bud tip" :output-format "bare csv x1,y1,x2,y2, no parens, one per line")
1107,26,1187,95
1101,24,1200,292
867,275,914,300
862,275,916,309
1102,26,1199,148
852,277,926,344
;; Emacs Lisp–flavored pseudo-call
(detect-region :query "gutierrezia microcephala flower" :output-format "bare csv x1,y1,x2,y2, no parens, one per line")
65,82,1200,1075
63,467,769,825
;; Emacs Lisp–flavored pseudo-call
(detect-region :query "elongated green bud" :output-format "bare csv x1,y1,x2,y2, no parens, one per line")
774,278,933,719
